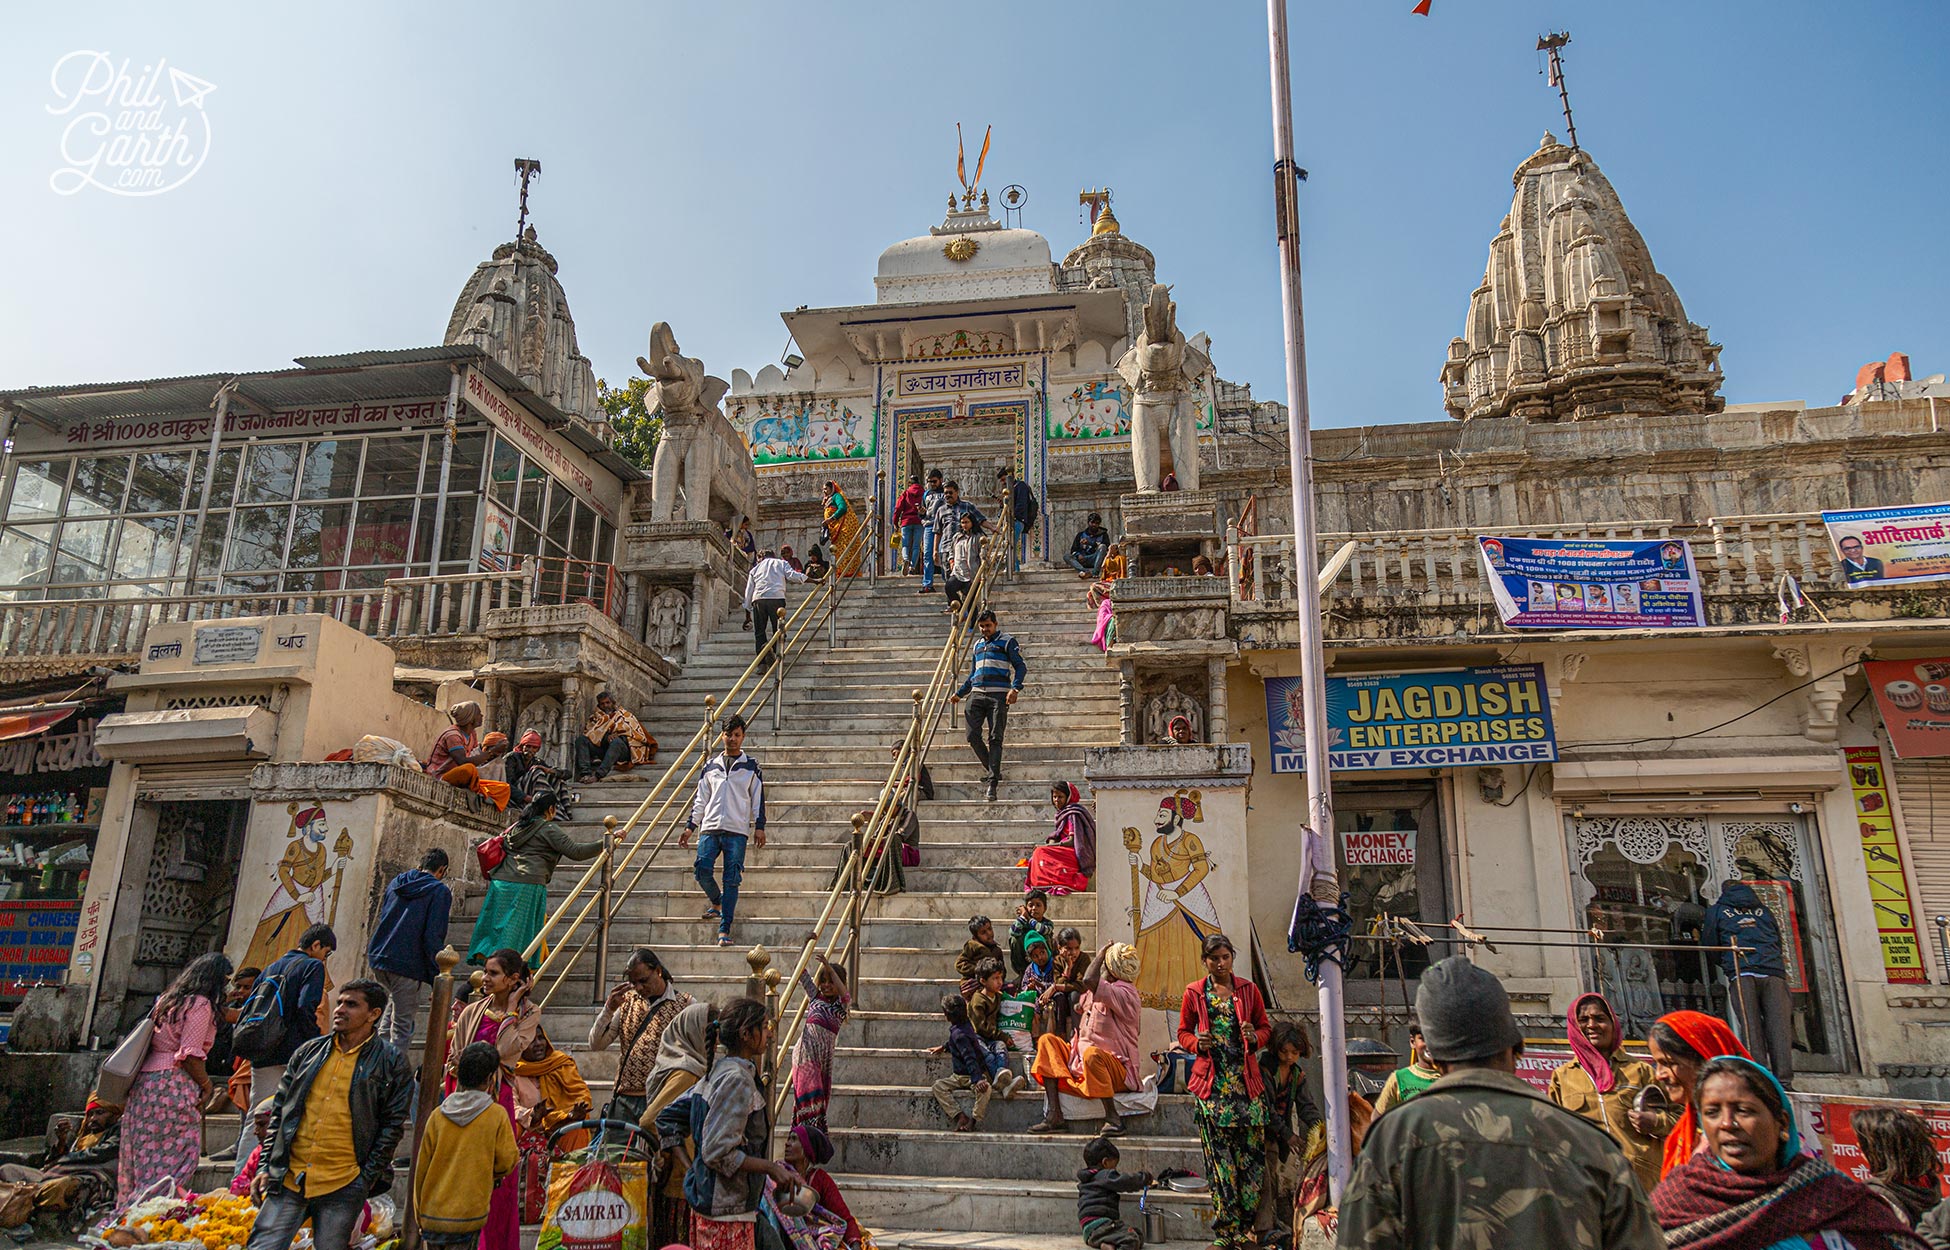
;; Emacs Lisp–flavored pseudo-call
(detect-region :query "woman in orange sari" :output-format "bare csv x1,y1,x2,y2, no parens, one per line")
423,701,512,810
822,481,864,577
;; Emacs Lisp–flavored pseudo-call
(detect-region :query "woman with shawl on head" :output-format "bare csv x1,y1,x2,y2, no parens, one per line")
1649,1009,1752,1180
1026,781,1095,895
1546,991,1676,1193
1029,943,1145,1137
512,1029,592,1153
1652,1055,1928,1249
821,481,864,577
764,1124,863,1250
424,700,513,810
643,1001,716,1249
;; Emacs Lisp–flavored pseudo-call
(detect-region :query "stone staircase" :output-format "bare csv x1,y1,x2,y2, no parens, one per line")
179,565,1211,1245
477,565,1214,1246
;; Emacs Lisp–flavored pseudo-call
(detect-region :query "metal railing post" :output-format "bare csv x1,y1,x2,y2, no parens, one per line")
595,816,616,1005
845,814,865,1011
401,944,462,1250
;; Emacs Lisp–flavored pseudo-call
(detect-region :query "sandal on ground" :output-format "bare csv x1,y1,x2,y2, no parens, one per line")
702,906,722,920
1027,1119,1066,1134
716,934,733,947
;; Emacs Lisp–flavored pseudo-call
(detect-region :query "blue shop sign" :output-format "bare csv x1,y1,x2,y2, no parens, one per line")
1264,663,1557,773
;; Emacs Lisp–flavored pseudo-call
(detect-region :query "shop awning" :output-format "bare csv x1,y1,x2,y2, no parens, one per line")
0,702,79,744
94,706,277,763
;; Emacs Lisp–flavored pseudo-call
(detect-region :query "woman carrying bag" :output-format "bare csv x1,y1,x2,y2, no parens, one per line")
111,952,233,1211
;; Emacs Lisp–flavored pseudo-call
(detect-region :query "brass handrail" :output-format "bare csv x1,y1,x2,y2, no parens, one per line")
764,526,1011,1119
524,518,876,1001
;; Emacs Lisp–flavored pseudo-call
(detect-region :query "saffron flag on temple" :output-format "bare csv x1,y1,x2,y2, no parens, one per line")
1821,501,1950,587
1412,0,1431,13
1477,536,1707,629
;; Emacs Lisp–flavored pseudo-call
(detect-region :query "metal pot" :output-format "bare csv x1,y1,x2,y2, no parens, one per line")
1141,1208,1168,1244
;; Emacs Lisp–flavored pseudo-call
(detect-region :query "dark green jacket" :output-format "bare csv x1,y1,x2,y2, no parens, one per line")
1335,1068,1662,1250
492,818,604,886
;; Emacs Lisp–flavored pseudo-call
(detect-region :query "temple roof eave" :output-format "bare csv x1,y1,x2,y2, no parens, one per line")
779,287,1130,374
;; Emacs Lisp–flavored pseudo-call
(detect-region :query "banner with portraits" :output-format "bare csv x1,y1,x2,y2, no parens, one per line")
1478,536,1706,629
1821,501,1950,587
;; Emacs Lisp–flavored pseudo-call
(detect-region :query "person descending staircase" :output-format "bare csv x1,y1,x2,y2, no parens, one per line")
453,564,1215,1249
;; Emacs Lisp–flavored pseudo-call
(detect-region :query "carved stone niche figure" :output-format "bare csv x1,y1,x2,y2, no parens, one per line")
516,695,562,762
640,321,731,524
1143,681,1206,744
647,587,691,659
1116,284,1210,493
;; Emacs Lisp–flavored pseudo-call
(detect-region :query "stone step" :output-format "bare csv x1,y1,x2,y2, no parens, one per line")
830,1085,1199,1135
466,888,1090,924
846,1176,1213,1243
463,915,1097,954
831,1125,1205,1184
573,796,1063,823
526,862,1048,895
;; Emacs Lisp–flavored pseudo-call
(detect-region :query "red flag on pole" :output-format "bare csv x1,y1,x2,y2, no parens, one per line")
1412,0,1431,13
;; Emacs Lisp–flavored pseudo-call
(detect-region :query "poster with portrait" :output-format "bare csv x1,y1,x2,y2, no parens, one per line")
1822,501,1950,587
1479,536,1705,628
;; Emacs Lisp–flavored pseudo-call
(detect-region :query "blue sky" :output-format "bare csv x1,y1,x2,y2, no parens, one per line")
2,3,1943,428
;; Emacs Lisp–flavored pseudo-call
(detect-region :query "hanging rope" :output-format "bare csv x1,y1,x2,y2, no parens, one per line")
1287,891,1353,984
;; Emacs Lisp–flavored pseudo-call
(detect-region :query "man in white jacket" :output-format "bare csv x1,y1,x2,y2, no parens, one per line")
743,548,806,670
680,714,766,947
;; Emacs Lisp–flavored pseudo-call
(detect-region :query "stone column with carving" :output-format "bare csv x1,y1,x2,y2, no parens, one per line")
1207,656,1230,741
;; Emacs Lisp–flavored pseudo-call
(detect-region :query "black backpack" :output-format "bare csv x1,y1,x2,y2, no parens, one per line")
229,974,288,1065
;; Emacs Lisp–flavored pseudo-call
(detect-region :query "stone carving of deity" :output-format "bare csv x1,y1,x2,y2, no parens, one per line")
647,587,691,658
1143,682,1205,744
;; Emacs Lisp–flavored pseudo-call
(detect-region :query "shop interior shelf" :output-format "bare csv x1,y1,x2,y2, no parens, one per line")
0,824,99,835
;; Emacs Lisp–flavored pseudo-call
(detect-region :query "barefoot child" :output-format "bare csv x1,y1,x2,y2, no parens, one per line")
790,954,851,1131
929,995,996,1132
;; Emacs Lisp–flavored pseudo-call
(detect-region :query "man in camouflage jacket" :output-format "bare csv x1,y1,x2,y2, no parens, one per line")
1335,956,1662,1250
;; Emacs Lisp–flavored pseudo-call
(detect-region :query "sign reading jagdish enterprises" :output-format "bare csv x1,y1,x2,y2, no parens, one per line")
1264,664,1557,774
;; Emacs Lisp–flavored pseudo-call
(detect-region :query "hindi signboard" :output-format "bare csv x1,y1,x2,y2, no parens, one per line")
1793,1093,1950,1196
1822,501,1950,587
1842,744,1929,983
1478,536,1706,629
192,625,262,666
1264,664,1557,774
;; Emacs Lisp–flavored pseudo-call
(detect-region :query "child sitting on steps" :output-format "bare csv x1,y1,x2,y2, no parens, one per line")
956,914,1006,998
967,959,1022,1099
1076,1134,1153,1250
929,994,996,1133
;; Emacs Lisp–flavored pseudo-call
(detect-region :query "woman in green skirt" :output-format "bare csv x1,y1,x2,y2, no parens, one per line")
467,777,610,965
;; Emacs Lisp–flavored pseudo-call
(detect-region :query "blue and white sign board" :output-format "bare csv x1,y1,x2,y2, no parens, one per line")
1478,536,1706,629
1264,664,1557,773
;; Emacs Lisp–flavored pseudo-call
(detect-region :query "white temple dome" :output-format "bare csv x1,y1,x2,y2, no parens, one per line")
875,198,1056,305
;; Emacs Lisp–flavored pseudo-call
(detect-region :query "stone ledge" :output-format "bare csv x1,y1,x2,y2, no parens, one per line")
247,760,503,832
1084,742,1252,787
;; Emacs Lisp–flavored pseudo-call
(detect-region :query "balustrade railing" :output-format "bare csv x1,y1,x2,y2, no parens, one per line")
1228,513,1839,607
0,568,534,659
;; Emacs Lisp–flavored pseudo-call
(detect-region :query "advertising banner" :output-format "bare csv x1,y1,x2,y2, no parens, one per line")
1865,657,1950,759
1264,663,1556,774
1793,1094,1950,1195
480,499,517,573
1842,745,1929,983
1822,501,1950,587
1478,536,1706,629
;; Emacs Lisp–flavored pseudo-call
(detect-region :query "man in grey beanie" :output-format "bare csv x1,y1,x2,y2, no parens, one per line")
1336,956,1662,1250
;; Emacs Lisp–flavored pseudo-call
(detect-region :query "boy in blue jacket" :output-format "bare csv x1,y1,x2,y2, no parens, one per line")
367,848,452,1058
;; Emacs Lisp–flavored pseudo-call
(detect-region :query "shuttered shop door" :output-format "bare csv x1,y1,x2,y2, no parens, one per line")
1892,759,1950,979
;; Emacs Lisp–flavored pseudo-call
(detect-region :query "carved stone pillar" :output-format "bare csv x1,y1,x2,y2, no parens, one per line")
1118,660,1137,745
1207,657,1229,741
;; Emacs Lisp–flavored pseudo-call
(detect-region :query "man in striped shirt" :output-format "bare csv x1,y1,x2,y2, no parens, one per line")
950,609,1027,801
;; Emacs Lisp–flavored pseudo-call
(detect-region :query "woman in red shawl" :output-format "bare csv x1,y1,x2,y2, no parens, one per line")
1025,780,1095,895
1652,1054,1927,1249
1649,1009,1751,1179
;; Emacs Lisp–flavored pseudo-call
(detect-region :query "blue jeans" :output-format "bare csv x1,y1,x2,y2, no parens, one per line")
246,1178,367,1250
900,523,922,573
1011,520,1028,572
693,830,748,935
1066,546,1106,575
979,1037,1010,1081
921,524,937,588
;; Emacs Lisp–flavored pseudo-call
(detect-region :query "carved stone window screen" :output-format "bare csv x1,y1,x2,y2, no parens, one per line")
1570,816,1710,914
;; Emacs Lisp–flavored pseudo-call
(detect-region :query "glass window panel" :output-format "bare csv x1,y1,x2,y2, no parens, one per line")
68,455,130,516
513,522,543,558
0,524,56,587
191,446,243,509
344,565,404,589
108,581,168,600
239,442,300,504
128,450,193,513
412,497,479,570
289,504,352,569
361,436,425,497
1579,840,1723,1030
112,515,179,581
516,468,546,532
6,460,67,521
226,505,290,571
298,439,362,500
1333,790,1447,982
447,431,487,493
545,482,574,552
222,574,280,595
569,502,591,561
281,570,345,593
348,498,417,567
487,436,520,508
53,518,115,583
594,519,615,564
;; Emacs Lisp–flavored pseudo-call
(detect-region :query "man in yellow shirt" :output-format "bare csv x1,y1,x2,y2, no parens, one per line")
247,979,414,1250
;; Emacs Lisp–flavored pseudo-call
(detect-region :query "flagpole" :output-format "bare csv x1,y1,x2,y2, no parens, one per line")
1266,0,1352,1199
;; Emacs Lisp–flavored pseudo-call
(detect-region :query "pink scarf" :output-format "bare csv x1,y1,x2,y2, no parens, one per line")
1566,991,1620,1094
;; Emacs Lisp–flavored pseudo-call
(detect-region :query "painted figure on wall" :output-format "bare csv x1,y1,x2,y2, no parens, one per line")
1124,789,1225,1010
740,397,874,464
1052,379,1130,440
242,802,353,973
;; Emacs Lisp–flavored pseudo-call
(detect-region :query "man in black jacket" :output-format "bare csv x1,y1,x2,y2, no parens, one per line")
996,466,1038,576
246,979,413,1250
1703,879,1794,1083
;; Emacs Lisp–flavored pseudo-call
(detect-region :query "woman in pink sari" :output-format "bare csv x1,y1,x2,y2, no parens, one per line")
445,949,541,1250
1026,782,1095,895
